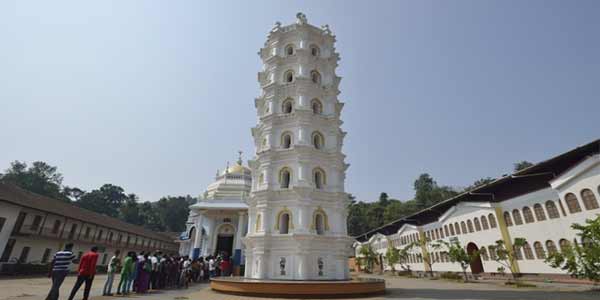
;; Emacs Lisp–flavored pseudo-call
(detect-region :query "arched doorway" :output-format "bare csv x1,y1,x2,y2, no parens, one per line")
467,242,484,274
214,224,235,258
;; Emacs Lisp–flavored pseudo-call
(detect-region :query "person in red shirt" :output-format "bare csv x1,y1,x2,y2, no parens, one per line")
67,246,99,300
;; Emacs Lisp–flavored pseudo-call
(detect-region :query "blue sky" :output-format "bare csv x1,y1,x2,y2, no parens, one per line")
1,1,598,202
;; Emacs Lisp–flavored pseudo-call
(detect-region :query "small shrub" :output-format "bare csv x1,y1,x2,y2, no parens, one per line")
440,272,463,281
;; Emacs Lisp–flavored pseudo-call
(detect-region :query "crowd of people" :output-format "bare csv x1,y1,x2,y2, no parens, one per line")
45,243,234,300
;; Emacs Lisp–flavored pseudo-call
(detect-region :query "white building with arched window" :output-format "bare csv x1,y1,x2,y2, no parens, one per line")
178,154,250,275
355,139,600,281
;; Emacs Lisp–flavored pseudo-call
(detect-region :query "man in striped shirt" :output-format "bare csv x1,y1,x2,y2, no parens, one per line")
46,243,76,300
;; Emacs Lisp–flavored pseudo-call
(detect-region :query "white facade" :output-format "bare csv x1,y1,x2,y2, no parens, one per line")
243,13,353,280
357,151,600,277
180,157,249,270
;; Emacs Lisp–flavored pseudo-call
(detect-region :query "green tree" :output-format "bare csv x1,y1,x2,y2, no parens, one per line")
77,184,128,218
358,243,378,273
414,174,459,209
385,241,400,274
155,196,195,232
514,161,534,172
119,194,144,225
378,192,390,206
443,240,479,282
0,161,69,201
545,216,600,286
409,235,442,278
466,177,495,191
490,238,526,282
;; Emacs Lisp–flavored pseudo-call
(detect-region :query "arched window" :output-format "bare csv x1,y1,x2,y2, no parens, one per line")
488,246,497,260
460,221,467,234
313,168,326,189
480,215,489,230
533,241,545,259
279,168,292,189
565,193,582,213
545,201,560,219
312,131,324,149
488,214,497,228
277,211,292,234
559,239,571,253
581,189,599,210
439,228,444,238
512,209,523,225
280,133,293,150
454,222,461,235
513,245,523,260
258,173,265,184
480,247,489,261
285,44,294,56
444,225,449,237
284,70,294,83
449,223,455,235
503,211,513,226
467,220,474,233
315,213,325,235
474,217,482,231
546,240,558,255
522,242,534,260
313,208,329,235
522,207,534,223
282,98,293,113
310,44,320,57
533,203,546,221
311,98,323,114
310,70,321,84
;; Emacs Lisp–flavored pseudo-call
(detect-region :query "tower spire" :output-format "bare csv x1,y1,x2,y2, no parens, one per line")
237,150,243,165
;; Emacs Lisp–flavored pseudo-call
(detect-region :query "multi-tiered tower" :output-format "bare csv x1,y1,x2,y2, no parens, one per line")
244,13,353,280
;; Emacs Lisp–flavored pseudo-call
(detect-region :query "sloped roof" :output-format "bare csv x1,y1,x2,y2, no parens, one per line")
355,139,600,242
0,183,174,243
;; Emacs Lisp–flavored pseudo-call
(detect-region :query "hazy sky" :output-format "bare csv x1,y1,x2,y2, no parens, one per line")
1,1,598,203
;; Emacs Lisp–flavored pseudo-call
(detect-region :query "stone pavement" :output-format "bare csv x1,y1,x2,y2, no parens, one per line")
0,274,597,300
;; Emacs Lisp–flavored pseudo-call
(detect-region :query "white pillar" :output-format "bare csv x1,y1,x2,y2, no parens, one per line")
235,212,247,250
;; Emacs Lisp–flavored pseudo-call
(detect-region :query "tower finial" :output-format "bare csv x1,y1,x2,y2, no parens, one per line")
296,12,307,25
225,161,229,173
237,150,243,165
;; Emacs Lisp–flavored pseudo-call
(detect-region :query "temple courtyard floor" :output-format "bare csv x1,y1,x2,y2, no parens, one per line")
0,274,597,300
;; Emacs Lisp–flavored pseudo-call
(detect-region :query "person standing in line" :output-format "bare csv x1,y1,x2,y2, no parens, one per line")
132,251,144,292
125,252,138,294
208,256,216,278
67,246,99,300
137,254,152,293
45,243,76,300
117,252,135,295
102,250,121,296
149,252,158,290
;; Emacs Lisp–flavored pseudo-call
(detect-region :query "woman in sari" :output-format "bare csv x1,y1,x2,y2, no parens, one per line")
136,254,151,293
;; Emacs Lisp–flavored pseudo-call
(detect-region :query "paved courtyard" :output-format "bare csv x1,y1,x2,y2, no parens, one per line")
0,274,597,300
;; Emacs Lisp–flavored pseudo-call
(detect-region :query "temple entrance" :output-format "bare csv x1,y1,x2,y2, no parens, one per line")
467,242,484,274
214,223,235,257
215,235,234,257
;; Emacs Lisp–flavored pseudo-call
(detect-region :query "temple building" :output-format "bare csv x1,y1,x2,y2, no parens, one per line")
355,139,600,280
179,153,250,274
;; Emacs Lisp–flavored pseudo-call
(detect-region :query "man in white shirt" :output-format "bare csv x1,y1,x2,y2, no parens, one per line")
102,250,120,296
208,257,216,278
149,252,159,290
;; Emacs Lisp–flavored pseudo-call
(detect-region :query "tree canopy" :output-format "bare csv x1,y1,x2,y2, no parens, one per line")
0,160,195,233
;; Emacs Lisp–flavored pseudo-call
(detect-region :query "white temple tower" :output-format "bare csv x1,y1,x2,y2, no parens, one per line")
244,13,353,280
